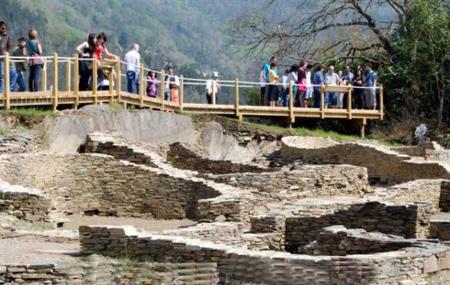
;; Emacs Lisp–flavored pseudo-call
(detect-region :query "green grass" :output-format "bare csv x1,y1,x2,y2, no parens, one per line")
237,120,403,147
1,108,57,117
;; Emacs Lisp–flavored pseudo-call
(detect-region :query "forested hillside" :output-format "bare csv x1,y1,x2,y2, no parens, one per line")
0,0,271,80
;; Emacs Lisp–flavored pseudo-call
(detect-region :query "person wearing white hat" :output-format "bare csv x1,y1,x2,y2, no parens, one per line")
205,72,220,104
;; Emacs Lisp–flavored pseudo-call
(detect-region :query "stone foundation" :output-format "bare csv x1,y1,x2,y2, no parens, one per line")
0,180,52,223
303,226,414,256
0,257,218,285
79,225,450,285
0,153,252,222
439,181,450,212
212,164,370,199
280,137,450,185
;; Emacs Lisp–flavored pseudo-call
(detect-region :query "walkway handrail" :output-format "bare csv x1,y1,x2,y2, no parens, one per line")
1,52,384,137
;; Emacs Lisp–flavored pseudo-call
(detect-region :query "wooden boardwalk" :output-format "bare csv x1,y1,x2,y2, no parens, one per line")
1,53,384,137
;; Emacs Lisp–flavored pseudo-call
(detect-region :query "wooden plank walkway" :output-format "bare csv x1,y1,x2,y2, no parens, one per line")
1,53,384,137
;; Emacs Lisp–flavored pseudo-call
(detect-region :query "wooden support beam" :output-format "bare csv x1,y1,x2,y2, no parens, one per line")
160,69,166,111
108,68,114,100
115,59,121,103
73,54,79,109
234,78,240,118
52,53,58,111
212,78,217,105
320,84,325,119
4,52,10,110
347,88,352,120
289,80,295,124
92,59,98,105
65,59,71,92
179,75,184,112
379,85,384,120
139,62,144,108
41,60,47,91
360,118,367,139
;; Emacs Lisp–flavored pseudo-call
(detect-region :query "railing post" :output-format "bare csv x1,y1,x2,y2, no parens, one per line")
65,59,71,93
73,54,79,109
289,80,295,125
160,69,165,111
320,84,325,119
139,62,144,108
179,75,184,112
379,85,384,120
108,67,114,100
234,78,240,119
347,87,352,119
52,53,58,111
41,60,47,91
92,59,98,104
4,52,10,110
115,59,121,103
212,79,217,105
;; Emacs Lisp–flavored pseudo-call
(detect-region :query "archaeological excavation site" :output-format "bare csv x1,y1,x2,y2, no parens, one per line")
1,105,450,285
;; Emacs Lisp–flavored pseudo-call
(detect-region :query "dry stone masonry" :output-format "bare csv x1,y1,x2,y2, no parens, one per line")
1,107,450,285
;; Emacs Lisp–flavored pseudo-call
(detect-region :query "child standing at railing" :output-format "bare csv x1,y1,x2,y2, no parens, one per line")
146,70,158,98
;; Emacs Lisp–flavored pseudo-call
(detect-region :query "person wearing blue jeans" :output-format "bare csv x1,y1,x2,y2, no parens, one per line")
0,21,11,92
10,37,27,92
124,43,141,94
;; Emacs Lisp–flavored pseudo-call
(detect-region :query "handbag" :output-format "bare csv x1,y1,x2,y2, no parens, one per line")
31,54,43,66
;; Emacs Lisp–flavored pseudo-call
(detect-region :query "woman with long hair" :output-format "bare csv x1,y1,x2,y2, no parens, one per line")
27,29,43,92
76,33,96,90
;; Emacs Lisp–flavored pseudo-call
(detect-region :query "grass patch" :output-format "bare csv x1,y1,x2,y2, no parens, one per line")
108,102,123,112
237,120,403,146
1,107,57,117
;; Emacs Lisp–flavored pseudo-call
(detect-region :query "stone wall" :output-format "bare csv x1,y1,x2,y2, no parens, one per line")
212,164,370,199
303,226,414,256
166,142,268,174
395,141,450,162
0,180,52,223
439,181,450,212
0,257,218,284
79,225,450,285
430,220,450,241
284,201,433,253
280,137,450,185
0,154,235,220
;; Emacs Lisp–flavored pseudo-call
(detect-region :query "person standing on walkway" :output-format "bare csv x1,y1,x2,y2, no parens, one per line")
27,29,43,92
312,65,324,108
165,66,180,104
10,37,27,92
262,56,277,106
124,43,140,94
324,65,339,108
352,69,364,109
205,72,220,104
297,61,307,107
364,63,378,110
268,62,279,107
146,70,158,98
76,33,96,91
0,21,11,92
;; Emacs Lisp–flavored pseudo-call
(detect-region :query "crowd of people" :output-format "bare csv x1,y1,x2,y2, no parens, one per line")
0,21,44,93
0,20,378,109
259,56,379,110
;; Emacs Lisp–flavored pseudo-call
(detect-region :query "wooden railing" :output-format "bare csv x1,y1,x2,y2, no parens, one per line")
0,53,384,137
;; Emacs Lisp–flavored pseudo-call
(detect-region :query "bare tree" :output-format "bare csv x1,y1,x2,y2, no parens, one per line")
231,0,409,64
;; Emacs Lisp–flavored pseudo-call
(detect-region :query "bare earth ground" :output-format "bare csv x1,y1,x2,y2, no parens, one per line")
0,215,195,265
61,215,196,233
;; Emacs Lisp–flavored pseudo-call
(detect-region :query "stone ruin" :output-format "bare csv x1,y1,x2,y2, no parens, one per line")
0,105,449,284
